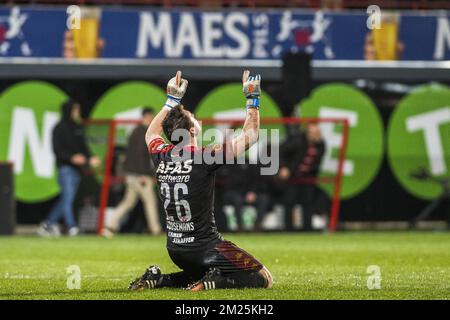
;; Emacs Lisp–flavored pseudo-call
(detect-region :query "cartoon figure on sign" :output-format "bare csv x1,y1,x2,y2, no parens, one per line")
0,7,31,56
274,11,334,59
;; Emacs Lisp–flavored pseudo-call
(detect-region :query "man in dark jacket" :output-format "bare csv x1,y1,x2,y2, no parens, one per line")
278,123,325,231
38,100,100,237
102,108,162,237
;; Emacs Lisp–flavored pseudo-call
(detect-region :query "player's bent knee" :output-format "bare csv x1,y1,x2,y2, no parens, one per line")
259,266,273,288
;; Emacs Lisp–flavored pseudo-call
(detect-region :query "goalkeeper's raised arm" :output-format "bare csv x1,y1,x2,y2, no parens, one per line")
229,70,261,158
145,70,188,146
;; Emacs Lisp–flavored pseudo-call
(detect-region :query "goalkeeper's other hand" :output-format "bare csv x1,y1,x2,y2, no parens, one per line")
242,70,261,109
165,70,189,109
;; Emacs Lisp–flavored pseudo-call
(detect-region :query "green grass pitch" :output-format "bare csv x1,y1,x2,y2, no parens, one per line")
0,232,449,300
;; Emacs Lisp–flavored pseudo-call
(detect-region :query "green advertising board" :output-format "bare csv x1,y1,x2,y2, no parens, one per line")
388,84,450,200
299,83,384,199
0,81,68,202
2,80,448,205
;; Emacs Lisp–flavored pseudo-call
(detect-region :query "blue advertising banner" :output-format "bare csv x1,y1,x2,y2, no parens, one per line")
0,6,449,60
0,7,66,57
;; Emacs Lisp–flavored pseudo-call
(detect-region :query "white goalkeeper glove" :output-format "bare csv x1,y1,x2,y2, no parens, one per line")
164,70,189,110
242,70,261,109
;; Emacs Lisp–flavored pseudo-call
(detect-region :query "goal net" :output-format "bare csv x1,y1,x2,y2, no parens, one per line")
84,117,349,233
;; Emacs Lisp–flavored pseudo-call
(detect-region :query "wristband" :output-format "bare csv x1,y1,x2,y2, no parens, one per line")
246,98,260,109
164,95,181,110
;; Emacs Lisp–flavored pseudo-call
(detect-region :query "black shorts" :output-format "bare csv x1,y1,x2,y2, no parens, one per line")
168,240,263,278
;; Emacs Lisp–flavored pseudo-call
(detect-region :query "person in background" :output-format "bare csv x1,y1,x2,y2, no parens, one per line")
216,163,243,231
218,163,253,232
101,108,162,237
243,164,273,231
38,100,100,237
217,160,272,232
278,123,325,231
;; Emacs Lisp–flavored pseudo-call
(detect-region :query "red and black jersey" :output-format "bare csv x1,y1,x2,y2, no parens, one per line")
148,138,224,251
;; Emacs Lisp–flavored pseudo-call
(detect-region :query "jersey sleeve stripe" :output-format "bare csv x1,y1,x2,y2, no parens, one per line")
148,138,174,154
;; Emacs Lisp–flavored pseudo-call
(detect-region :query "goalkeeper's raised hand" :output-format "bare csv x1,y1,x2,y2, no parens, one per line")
242,70,261,109
146,71,187,146
165,70,189,110
225,70,260,158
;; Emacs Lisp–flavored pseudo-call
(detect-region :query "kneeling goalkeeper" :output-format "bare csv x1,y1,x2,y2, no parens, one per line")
129,70,273,291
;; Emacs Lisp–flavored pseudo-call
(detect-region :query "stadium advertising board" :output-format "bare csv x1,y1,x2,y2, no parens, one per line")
0,6,449,60
0,81,67,202
387,84,450,200
0,81,449,206
299,84,384,199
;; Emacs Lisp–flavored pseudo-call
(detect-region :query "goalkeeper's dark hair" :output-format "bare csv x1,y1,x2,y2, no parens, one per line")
141,107,155,117
162,104,194,144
